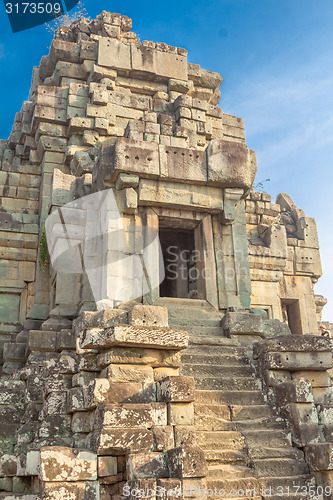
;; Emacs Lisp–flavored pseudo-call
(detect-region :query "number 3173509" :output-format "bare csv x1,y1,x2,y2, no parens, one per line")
5,3,62,14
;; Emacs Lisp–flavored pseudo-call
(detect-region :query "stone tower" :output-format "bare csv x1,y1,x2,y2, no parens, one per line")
0,11,332,500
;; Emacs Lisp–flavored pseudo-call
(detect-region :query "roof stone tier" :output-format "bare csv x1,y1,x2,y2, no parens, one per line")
4,10,256,191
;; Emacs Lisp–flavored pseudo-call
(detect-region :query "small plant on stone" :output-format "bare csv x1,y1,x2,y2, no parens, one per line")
39,228,49,271
45,1,90,34
252,178,270,193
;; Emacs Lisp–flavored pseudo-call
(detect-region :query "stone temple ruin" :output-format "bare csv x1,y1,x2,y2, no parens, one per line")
0,10,332,500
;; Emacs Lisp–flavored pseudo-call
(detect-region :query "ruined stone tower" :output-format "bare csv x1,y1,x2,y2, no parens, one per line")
0,11,332,500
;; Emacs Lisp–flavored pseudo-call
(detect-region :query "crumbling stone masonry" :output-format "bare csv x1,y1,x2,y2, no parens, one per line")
0,10,332,500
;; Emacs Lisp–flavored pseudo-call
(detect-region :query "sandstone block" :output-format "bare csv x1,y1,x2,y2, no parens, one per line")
101,364,154,383
158,145,207,184
292,371,331,387
153,367,179,381
88,428,154,455
41,480,99,499
80,324,189,350
94,403,167,429
39,447,97,481
129,305,168,328
72,411,95,433
157,377,195,403
97,347,181,368
124,479,156,500
257,335,332,354
174,426,196,447
167,445,207,478
0,454,18,476
261,351,333,371
206,139,257,190
222,312,263,336
81,308,128,329
127,452,168,480
167,403,194,425
156,478,181,499
275,380,314,405
116,173,140,190
152,425,174,451
98,456,117,477
306,443,333,471
84,380,156,408
281,403,319,447
28,330,57,352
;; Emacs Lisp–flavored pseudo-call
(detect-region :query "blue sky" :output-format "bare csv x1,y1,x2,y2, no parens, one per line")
0,0,332,319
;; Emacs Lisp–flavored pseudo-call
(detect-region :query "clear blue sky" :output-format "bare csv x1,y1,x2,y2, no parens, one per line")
0,0,332,319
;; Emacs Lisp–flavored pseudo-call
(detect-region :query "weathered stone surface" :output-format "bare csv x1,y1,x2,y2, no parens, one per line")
281,403,320,447
275,380,314,405
88,428,154,455
222,312,290,338
85,380,156,408
80,324,189,350
157,377,195,403
101,363,154,383
98,456,117,477
152,425,174,451
167,445,207,478
156,478,181,499
127,452,168,480
129,305,169,328
261,351,333,371
153,367,180,381
28,330,57,351
257,335,333,353
124,479,157,500
306,443,333,471
168,403,194,426
39,446,97,481
292,370,331,387
206,139,256,190
41,480,100,499
174,426,196,447
0,454,18,476
98,347,181,368
94,403,166,429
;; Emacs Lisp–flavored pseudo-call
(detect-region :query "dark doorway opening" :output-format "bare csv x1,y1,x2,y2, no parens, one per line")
281,299,302,334
159,227,198,298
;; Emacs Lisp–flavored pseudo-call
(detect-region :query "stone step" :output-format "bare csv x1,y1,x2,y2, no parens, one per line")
258,474,317,494
181,363,255,377
207,476,260,495
252,458,309,478
181,353,249,366
194,376,262,391
195,390,266,406
204,449,248,465
230,404,274,421
186,344,248,356
183,326,225,336
208,463,254,480
244,429,292,449
248,446,305,461
196,430,245,450
235,418,285,432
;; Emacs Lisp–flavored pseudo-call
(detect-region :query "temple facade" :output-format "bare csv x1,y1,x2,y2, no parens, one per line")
0,11,332,500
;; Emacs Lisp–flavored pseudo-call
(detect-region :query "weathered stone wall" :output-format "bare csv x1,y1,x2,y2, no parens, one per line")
0,10,330,500
246,191,322,334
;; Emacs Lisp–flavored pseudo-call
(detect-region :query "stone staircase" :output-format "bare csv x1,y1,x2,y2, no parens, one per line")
161,299,322,500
